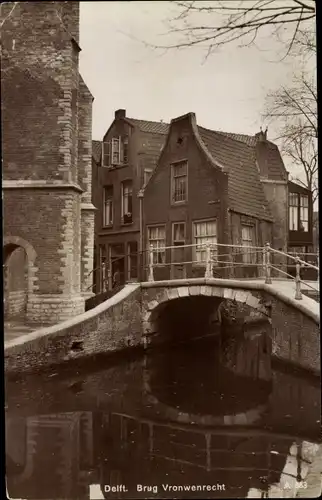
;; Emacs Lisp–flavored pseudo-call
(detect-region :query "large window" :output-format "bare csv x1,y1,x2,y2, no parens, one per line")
121,180,133,224
102,136,129,167
289,193,299,231
147,226,166,264
289,192,309,232
300,194,309,231
241,225,255,264
103,186,113,226
193,219,217,263
171,161,187,203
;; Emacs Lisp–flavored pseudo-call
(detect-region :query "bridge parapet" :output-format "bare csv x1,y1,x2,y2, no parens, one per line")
145,242,319,303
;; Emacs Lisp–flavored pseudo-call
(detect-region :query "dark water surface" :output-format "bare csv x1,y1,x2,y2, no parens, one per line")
5,329,321,499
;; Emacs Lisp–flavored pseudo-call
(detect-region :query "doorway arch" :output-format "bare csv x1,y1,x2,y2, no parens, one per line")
3,236,37,322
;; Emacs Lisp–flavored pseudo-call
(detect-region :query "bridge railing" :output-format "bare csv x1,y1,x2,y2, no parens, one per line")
145,242,319,301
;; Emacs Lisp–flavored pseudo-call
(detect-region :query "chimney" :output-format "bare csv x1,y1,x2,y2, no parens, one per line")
255,126,268,142
115,109,126,119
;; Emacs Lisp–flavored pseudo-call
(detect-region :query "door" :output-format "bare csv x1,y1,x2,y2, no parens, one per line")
110,243,125,288
171,222,186,279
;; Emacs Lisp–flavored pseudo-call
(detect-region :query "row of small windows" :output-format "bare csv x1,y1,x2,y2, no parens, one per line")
147,220,255,265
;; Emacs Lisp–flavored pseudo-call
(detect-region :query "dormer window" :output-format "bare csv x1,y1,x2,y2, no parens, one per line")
102,136,129,167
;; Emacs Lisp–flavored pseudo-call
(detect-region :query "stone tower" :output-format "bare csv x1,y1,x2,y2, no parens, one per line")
1,1,95,324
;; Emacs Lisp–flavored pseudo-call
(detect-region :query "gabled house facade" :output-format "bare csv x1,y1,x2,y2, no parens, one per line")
92,110,314,290
142,113,274,281
93,110,167,291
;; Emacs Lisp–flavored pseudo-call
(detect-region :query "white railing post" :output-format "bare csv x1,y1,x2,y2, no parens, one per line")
262,245,266,278
148,244,154,282
107,266,112,291
265,243,272,284
205,242,213,279
295,257,302,300
317,252,319,283
102,261,106,292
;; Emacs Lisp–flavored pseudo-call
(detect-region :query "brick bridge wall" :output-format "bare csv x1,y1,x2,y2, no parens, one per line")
4,282,320,375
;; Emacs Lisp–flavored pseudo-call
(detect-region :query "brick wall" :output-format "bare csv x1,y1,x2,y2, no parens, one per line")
4,248,28,319
5,285,143,374
78,77,95,295
2,2,93,323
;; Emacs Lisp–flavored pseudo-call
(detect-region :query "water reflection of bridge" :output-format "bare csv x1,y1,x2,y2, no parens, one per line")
6,411,321,500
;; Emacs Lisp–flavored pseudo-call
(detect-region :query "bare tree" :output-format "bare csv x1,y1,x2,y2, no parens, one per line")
264,46,317,203
151,0,315,60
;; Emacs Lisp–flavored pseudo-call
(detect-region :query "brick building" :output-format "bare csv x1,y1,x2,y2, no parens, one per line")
93,109,167,291
93,111,313,289
2,1,95,324
142,113,274,280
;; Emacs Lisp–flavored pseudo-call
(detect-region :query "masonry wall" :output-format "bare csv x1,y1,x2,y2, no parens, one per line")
1,2,87,323
4,285,143,374
261,182,288,254
4,248,28,320
143,114,229,281
78,78,95,296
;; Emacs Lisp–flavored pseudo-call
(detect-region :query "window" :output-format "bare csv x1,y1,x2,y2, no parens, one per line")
103,186,113,226
102,136,129,167
289,192,309,232
193,220,217,264
123,136,129,164
172,222,185,264
144,169,153,186
171,161,187,203
112,138,120,164
241,225,255,264
300,194,309,232
289,193,298,231
147,226,166,264
121,180,133,224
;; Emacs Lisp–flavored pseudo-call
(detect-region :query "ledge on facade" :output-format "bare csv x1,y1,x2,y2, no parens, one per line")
2,180,84,193
81,203,97,211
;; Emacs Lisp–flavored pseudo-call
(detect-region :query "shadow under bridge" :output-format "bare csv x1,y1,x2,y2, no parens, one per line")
147,295,223,346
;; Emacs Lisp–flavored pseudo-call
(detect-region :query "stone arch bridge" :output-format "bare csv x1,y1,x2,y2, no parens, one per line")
4,278,320,376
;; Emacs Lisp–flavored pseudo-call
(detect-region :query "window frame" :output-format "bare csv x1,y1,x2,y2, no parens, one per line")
299,194,309,232
192,218,218,265
102,136,128,167
170,160,188,205
172,222,186,265
147,224,166,266
121,180,133,225
102,186,113,227
289,192,299,231
241,224,256,264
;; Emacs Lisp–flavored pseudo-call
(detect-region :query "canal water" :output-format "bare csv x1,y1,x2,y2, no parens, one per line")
5,324,321,499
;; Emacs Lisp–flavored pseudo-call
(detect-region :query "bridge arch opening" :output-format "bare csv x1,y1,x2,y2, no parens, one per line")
3,236,37,323
149,295,223,345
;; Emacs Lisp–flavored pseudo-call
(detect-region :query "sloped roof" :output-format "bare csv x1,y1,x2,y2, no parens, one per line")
216,130,287,181
198,126,273,221
127,118,170,135
139,132,166,171
92,140,101,164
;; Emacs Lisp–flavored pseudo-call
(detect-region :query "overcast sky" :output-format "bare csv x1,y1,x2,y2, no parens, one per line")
79,1,313,154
